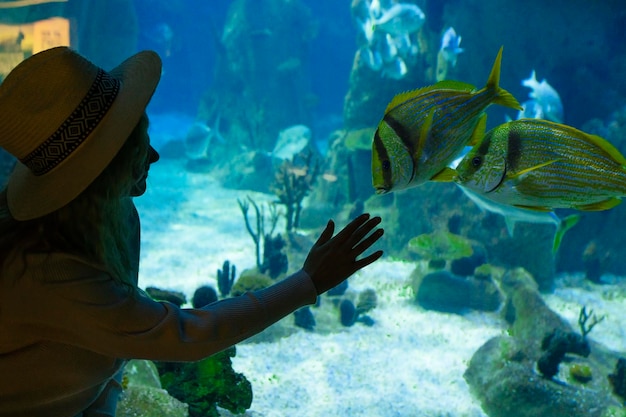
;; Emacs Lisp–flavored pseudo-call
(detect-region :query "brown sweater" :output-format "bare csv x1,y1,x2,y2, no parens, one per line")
0,251,317,416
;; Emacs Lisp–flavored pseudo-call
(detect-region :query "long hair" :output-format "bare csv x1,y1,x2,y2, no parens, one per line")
0,115,151,286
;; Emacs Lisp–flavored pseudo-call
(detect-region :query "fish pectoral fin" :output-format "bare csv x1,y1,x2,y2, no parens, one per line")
430,167,457,182
575,197,622,211
507,159,562,180
414,108,435,161
552,213,583,254
512,204,553,212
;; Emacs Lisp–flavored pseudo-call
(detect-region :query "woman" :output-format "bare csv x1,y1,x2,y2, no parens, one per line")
0,47,384,416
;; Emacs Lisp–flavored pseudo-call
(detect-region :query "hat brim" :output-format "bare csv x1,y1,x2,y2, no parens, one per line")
7,50,162,220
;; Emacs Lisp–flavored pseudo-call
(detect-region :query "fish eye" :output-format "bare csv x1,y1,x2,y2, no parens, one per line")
471,156,482,168
382,160,391,171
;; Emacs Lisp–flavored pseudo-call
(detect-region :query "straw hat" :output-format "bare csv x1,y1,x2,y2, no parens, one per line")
0,46,162,220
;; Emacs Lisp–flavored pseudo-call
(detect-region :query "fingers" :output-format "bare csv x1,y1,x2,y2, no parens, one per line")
349,216,382,248
332,213,371,243
313,219,335,247
353,250,384,272
352,227,384,256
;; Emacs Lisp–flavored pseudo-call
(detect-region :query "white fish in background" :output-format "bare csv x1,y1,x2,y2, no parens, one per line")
515,99,545,120
184,115,224,159
359,45,383,71
379,33,399,63
440,27,464,67
372,3,426,36
519,70,564,122
272,124,312,160
458,186,581,253
382,56,408,79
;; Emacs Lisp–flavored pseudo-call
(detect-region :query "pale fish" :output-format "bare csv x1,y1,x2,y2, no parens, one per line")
272,124,312,160
440,27,464,67
184,114,224,159
454,118,626,212
519,70,563,122
458,186,581,253
372,3,426,36
382,56,408,80
372,47,522,194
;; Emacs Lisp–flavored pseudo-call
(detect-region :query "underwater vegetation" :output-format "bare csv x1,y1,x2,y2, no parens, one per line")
270,150,321,232
157,347,253,417
217,260,236,298
408,230,473,270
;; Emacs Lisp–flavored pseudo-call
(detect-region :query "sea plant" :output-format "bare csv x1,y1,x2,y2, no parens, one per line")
270,150,320,232
408,230,473,269
260,233,288,279
217,260,236,297
237,196,279,268
230,269,274,297
536,306,601,380
158,346,252,417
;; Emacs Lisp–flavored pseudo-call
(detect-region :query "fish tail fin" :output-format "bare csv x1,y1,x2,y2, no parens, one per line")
485,46,523,111
552,213,582,254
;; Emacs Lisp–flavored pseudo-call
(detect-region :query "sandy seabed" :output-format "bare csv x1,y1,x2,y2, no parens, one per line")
135,158,626,417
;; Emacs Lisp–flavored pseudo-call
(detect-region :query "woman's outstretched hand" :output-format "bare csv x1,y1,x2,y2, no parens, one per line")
303,213,384,295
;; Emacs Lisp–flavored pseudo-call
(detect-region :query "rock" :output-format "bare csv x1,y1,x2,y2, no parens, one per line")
465,270,626,417
464,336,613,417
117,360,188,417
414,270,502,314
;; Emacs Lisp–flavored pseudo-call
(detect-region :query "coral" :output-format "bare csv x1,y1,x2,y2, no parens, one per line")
237,196,279,268
192,286,218,308
270,150,320,232
158,346,252,417
578,306,605,339
230,269,274,297
260,233,288,279
569,363,593,383
145,287,187,307
339,299,358,327
356,288,378,315
217,260,236,297
408,230,473,269
608,358,626,401
293,306,316,331
537,328,590,379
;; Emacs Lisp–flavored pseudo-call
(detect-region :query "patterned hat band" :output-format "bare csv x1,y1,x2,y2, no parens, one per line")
20,69,120,176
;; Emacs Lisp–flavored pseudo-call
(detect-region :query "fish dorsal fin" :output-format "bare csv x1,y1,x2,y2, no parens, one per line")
430,167,457,182
507,159,562,180
585,133,626,166
483,46,523,111
575,197,622,211
486,46,503,93
432,80,476,92
385,81,477,113
385,89,421,113
469,113,487,146
513,204,552,212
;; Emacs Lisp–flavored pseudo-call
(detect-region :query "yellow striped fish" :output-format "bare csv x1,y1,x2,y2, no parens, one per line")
454,118,626,211
371,47,522,194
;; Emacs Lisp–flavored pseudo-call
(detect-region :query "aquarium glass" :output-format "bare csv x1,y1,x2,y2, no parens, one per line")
1,0,625,416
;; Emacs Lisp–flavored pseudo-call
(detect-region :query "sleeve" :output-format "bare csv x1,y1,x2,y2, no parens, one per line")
14,268,318,362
